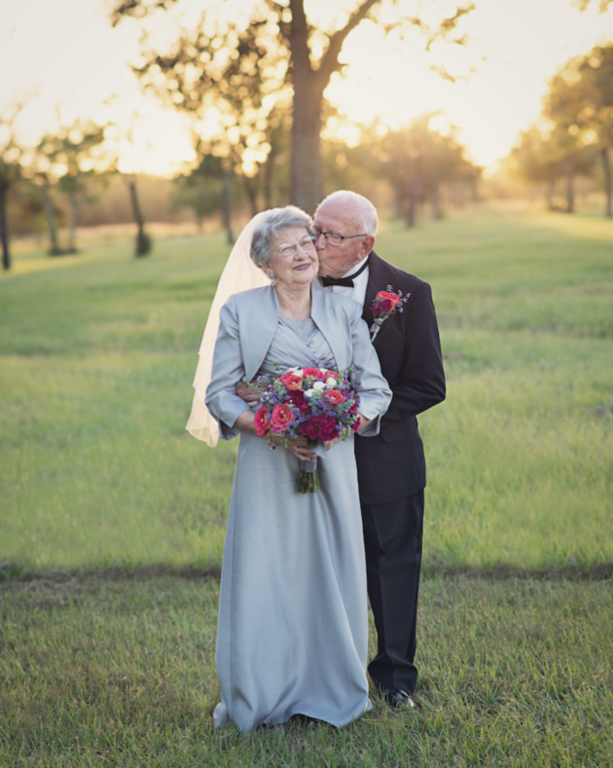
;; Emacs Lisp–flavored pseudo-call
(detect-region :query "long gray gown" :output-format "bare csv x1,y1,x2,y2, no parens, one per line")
206,287,391,733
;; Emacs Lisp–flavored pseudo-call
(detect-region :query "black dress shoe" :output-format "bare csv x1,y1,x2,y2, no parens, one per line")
376,685,416,710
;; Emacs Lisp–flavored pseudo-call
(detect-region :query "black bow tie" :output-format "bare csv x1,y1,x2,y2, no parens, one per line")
321,258,369,288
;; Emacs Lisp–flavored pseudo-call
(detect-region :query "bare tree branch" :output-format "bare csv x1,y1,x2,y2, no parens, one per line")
318,0,381,82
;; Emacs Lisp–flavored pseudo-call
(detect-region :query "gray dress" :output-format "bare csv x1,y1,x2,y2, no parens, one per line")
205,285,392,733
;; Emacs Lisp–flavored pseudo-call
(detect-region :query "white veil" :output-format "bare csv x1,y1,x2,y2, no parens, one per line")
186,212,271,446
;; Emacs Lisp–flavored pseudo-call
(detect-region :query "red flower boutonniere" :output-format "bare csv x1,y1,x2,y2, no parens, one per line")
370,286,410,341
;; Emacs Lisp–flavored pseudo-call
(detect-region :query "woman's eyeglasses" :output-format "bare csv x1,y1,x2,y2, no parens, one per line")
274,237,317,257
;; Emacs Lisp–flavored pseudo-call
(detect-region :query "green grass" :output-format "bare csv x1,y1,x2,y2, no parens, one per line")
1,574,612,766
1,208,611,572
1,209,613,765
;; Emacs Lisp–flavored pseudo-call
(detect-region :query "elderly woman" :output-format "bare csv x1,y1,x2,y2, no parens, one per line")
204,206,391,732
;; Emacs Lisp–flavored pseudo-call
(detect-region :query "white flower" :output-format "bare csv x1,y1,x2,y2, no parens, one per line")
288,367,303,375
313,381,325,391
305,388,316,397
325,377,337,388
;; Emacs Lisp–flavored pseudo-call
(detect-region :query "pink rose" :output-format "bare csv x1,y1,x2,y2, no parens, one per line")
278,372,303,391
319,414,339,441
351,417,361,432
377,290,401,307
302,367,326,380
271,403,295,432
300,417,320,440
324,390,346,407
254,406,271,437
378,298,394,313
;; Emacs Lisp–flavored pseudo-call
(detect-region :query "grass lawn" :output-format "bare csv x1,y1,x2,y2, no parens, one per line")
1,573,612,766
1,207,611,573
1,207,612,765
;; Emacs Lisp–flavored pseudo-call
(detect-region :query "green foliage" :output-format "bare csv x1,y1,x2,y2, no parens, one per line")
0,210,612,573
1,575,612,765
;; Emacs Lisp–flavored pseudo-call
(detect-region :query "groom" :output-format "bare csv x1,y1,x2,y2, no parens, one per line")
313,191,445,709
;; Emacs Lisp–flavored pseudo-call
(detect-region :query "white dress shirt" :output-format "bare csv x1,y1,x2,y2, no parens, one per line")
319,254,370,309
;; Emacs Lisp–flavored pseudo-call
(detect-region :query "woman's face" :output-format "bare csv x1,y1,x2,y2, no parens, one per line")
265,226,318,289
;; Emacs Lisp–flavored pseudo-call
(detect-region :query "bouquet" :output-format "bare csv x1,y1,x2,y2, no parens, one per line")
253,366,362,493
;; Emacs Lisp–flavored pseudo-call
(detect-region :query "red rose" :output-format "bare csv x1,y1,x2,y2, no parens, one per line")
376,290,401,307
271,403,295,432
254,406,271,437
324,390,346,407
288,389,310,414
319,414,339,441
278,372,303,390
378,298,394,313
300,417,320,440
325,370,340,379
302,367,326,380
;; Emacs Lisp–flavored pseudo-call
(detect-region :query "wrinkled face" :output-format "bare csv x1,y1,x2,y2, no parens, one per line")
265,226,318,288
313,199,374,278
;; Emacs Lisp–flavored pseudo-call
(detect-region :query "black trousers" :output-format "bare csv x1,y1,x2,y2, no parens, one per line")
361,489,425,694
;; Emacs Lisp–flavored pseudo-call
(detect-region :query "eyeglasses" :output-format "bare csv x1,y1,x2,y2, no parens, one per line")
273,237,317,257
312,226,366,247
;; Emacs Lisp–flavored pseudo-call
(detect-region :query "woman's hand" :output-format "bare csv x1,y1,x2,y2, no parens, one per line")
269,432,317,461
356,414,372,433
236,380,261,408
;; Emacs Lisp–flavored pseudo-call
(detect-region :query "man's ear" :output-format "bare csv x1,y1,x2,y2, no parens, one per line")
362,235,375,256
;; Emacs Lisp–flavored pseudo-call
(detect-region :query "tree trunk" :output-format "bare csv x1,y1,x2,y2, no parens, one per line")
406,159,421,229
222,170,234,245
43,181,62,255
291,75,324,213
67,192,78,253
243,176,259,218
564,161,574,214
394,186,403,219
602,146,612,218
128,176,151,257
263,140,278,210
0,177,10,270
431,183,441,220
545,179,555,210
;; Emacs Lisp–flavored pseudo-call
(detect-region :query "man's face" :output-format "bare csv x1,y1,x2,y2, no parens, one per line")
313,200,375,278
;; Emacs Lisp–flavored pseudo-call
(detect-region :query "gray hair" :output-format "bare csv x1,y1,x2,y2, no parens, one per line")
250,206,312,267
316,190,378,236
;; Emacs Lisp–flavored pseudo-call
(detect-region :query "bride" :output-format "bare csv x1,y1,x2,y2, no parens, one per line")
188,206,391,732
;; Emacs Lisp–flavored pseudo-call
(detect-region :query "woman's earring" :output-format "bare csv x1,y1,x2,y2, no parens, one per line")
268,270,276,287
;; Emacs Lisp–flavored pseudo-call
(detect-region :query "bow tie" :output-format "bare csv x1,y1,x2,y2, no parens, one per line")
321,258,369,288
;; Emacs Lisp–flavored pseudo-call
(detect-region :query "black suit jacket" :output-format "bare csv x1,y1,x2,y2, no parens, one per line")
355,252,446,504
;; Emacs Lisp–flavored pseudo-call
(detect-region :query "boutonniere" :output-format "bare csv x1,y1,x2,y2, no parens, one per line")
370,285,410,341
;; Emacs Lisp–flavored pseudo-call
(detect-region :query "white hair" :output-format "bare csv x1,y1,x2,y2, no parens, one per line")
316,190,378,236
250,206,311,267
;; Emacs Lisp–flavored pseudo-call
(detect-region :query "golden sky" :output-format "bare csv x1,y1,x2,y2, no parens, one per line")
1,0,612,175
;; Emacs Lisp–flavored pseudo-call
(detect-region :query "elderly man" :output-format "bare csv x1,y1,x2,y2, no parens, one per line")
238,191,445,709
313,190,445,710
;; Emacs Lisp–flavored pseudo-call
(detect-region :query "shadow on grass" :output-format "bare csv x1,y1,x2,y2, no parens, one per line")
2,560,612,585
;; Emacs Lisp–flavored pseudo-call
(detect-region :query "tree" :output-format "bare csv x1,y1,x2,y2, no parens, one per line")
35,119,110,252
543,48,612,216
0,100,27,270
509,127,563,209
111,0,476,213
374,113,479,226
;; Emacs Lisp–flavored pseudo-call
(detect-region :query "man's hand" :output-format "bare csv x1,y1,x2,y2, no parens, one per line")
236,380,261,408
